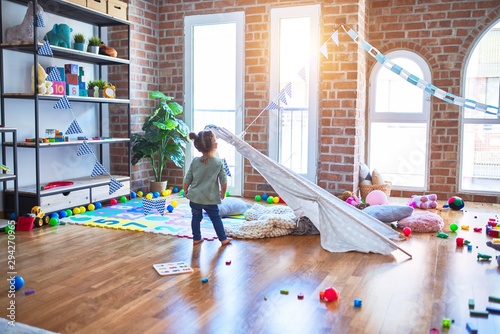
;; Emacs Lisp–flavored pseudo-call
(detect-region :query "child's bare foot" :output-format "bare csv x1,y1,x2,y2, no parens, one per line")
221,237,232,246
193,239,204,245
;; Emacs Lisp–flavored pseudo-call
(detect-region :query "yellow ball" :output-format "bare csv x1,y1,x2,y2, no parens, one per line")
146,193,153,200
273,196,279,204
87,203,95,211
137,191,143,197
161,190,168,197
166,189,172,196
73,207,81,215
79,206,86,213
171,200,178,208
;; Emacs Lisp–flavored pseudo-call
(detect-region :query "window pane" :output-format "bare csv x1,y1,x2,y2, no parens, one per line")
369,122,427,187
461,124,500,191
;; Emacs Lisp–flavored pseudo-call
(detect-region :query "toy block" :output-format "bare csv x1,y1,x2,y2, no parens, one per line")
468,299,474,309
466,322,478,334
79,89,87,97
64,64,79,75
52,81,66,95
470,310,489,317
46,67,65,81
488,295,500,303
79,82,86,89
67,84,79,96
67,74,78,85
16,215,34,231
486,306,500,314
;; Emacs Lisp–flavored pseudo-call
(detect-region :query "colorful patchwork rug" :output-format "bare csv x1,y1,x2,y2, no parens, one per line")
59,195,245,241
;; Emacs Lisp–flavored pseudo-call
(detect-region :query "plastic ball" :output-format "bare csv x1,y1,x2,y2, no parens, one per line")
272,196,280,204
130,191,137,199
65,209,72,217
110,199,118,205
225,191,230,197
323,287,339,302
262,193,269,201
50,212,59,219
365,190,388,205
12,276,24,290
179,189,184,196
87,204,95,211
173,187,179,193
165,189,172,196
449,223,458,232
9,212,16,220
137,191,144,198
146,193,153,200
166,205,174,213
5,225,15,233
171,200,178,208
78,206,85,213
153,192,159,198
448,196,464,210
49,217,59,226
161,190,168,197
59,210,67,218
402,227,412,236
267,196,274,204
119,196,127,203
73,207,81,215
95,202,102,209
255,195,261,202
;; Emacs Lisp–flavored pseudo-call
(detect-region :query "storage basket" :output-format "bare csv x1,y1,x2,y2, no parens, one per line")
359,181,392,200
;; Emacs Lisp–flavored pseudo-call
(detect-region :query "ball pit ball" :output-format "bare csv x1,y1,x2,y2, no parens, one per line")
110,198,118,205
95,202,102,209
449,223,458,232
12,276,24,290
9,212,16,220
166,189,172,196
120,195,128,203
161,190,168,197
137,191,144,198
49,217,59,226
173,187,179,193
5,225,15,233
225,191,230,197
87,203,95,211
171,200,178,208
366,190,388,205
402,227,412,236
130,191,137,199
180,189,185,196
323,287,339,302
262,193,269,201
59,210,67,218
146,193,153,200
153,192,160,198
167,205,174,213
65,209,72,217
255,195,261,202
79,206,86,213
272,196,280,204
50,212,59,219
448,196,465,210
267,196,274,204
73,207,81,215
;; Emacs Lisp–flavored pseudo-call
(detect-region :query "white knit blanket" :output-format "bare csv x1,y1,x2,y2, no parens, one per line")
225,204,297,239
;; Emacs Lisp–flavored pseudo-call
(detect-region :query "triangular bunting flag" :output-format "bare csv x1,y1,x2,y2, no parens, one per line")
298,67,307,82
283,82,292,98
142,198,167,216
331,30,339,46
47,68,62,82
91,161,107,177
37,41,53,56
265,101,280,110
320,42,329,59
36,13,45,27
222,158,231,177
66,120,83,134
77,141,94,156
109,178,124,195
53,96,71,109
278,90,288,105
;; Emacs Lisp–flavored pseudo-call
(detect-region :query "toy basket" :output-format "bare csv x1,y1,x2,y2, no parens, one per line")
359,181,392,200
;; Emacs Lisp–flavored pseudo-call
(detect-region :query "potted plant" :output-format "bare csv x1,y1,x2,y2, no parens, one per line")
131,91,189,193
87,36,101,54
73,33,86,51
87,79,108,97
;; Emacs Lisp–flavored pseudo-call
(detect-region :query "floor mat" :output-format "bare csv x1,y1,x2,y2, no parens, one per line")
59,195,245,241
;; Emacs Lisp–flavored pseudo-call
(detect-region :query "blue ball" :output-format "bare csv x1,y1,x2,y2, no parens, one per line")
9,212,16,220
95,202,102,209
59,210,67,218
50,212,59,219
12,276,24,290
130,191,137,199
153,191,160,198
167,205,174,213
262,193,268,200
173,187,179,193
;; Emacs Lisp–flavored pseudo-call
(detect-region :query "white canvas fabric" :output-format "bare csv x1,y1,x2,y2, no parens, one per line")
208,126,411,257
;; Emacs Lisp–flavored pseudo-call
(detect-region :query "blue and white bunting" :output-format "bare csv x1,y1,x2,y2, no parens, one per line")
320,42,329,59
47,68,62,82
283,82,292,98
66,120,83,135
53,95,71,109
91,162,107,177
331,30,339,46
277,89,288,105
37,41,53,56
298,67,307,82
109,177,123,195
142,198,167,216
36,13,45,27
222,158,231,177
265,101,280,111
77,141,94,156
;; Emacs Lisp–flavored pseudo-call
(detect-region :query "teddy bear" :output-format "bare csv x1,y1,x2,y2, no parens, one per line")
31,64,53,95
408,194,438,210
5,1,44,43
43,23,73,48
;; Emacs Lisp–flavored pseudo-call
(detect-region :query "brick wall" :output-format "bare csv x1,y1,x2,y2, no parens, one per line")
119,0,500,202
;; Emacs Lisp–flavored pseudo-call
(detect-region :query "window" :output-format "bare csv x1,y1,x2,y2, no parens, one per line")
368,51,431,189
461,21,500,193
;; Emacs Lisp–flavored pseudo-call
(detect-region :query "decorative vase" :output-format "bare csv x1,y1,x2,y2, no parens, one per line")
150,180,168,194
88,45,99,54
74,42,85,51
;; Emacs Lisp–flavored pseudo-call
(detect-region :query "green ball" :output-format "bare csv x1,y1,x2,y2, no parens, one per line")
49,217,59,226
120,196,127,203
267,196,274,204
449,223,458,232
5,225,15,233
65,209,72,217
255,195,261,202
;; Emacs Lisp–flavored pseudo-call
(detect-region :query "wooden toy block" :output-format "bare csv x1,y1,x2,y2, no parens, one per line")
67,84,79,96
64,64,78,74
67,74,78,85
52,81,66,95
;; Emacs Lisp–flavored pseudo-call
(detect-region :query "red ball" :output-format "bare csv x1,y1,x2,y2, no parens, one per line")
110,198,118,205
402,227,412,236
323,287,339,302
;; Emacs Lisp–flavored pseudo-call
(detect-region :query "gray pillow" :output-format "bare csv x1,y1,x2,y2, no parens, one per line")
362,205,413,223
218,197,251,216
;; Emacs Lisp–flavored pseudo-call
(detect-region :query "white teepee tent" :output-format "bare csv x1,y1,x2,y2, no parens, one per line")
208,125,411,258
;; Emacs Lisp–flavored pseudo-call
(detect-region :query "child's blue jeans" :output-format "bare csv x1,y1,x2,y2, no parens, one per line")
189,201,228,242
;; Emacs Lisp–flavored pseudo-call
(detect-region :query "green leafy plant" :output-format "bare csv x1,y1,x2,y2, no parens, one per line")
131,91,189,182
88,36,101,46
87,79,108,90
73,33,85,43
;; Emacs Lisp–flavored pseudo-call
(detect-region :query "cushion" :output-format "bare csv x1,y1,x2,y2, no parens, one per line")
371,169,385,185
363,205,413,223
218,197,251,216
397,211,444,233
359,162,372,183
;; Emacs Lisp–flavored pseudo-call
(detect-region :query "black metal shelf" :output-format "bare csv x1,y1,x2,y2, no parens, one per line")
2,93,130,104
5,138,130,148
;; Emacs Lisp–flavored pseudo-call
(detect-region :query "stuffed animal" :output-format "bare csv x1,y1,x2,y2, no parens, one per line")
43,23,73,48
99,42,117,58
408,194,438,210
5,1,44,43
31,64,53,95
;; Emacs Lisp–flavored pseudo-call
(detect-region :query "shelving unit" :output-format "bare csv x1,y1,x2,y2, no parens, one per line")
0,0,130,214
0,127,18,226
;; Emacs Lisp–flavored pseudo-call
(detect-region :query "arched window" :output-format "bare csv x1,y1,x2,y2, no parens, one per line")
461,21,500,194
368,50,431,189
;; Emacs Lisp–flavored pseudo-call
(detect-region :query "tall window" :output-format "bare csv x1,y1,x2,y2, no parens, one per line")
461,21,500,193
269,5,319,182
368,51,431,189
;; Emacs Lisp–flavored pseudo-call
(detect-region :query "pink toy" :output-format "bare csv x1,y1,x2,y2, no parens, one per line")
409,194,437,210
366,190,388,205
345,196,361,206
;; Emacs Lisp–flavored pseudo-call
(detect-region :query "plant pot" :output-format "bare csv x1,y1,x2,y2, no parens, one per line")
87,45,99,54
150,180,168,194
74,42,85,51
88,88,103,98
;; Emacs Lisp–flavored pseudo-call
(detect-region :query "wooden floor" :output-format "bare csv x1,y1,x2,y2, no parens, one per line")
1,199,500,334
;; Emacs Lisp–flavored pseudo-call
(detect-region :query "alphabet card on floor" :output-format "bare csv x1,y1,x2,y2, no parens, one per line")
153,261,194,276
